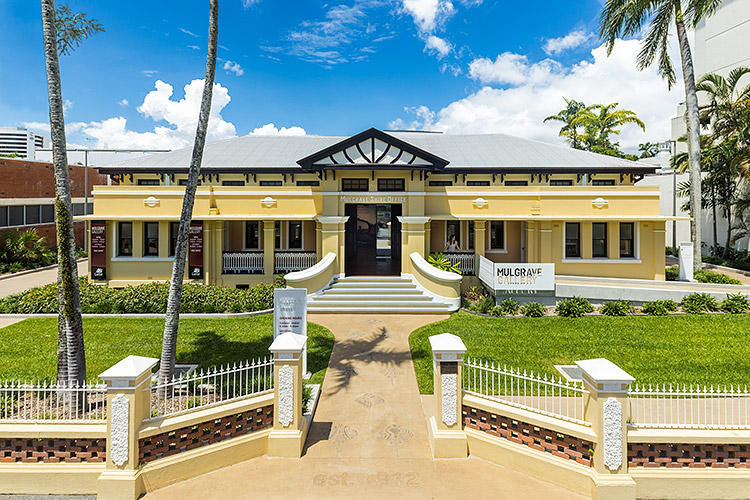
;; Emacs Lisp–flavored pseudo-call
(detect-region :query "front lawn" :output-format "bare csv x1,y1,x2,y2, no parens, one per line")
410,311,750,393
0,316,334,385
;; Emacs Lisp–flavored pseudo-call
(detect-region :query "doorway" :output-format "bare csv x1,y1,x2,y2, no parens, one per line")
345,204,401,275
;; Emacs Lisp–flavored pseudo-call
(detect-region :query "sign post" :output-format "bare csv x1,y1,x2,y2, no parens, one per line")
273,288,309,376
90,221,107,280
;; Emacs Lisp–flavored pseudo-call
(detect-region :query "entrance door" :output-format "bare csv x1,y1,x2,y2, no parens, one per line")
345,204,401,276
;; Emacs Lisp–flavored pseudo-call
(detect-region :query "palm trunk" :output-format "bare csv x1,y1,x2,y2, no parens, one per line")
725,203,732,258
675,8,702,271
41,0,86,385
158,0,218,388
711,182,718,253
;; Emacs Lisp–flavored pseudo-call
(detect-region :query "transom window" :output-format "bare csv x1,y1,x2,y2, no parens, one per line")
592,222,608,258
178,179,202,186
118,222,132,256
550,179,573,186
297,180,320,186
429,180,452,186
260,180,282,187
222,180,244,186
341,178,369,191
377,178,405,191
620,222,635,258
505,180,528,186
565,223,580,258
490,221,505,249
592,179,615,186
466,180,490,186
144,222,159,256
137,179,160,186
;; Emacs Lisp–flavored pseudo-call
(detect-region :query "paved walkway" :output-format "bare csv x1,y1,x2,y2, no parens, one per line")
0,259,88,298
144,314,589,500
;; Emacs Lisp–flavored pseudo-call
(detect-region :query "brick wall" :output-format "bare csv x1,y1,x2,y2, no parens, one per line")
628,442,750,468
0,438,106,463
0,158,106,199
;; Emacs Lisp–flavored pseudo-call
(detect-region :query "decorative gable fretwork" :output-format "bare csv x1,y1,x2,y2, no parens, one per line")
297,128,448,170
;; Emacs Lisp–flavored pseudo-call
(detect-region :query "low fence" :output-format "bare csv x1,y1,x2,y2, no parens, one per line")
0,380,107,421
446,252,475,275
223,251,263,274
275,251,317,273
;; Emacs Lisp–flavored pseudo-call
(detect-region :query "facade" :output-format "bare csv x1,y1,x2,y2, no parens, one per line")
0,126,45,159
86,128,669,290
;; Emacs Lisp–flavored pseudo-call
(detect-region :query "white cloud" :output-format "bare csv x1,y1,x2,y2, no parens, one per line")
250,123,307,136
142,70,159,77
22,121,51,132
187,45,200,50
222,60,245,76
63,99,74,113
118,99,129,107
242,0,262,7
179,27,199,38
542,29,592,56
391,39,682,150
400,0,455,33
425,35,451,58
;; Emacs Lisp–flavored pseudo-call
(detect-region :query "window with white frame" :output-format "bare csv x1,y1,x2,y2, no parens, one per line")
118,222,133,256
565,222,580,258
592,222,608,258
489,221,505,250
288,221,303,249
620,222,635,258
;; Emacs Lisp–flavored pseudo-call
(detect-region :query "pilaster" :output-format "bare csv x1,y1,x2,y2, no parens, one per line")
427,333,468,458
267,332,307,458
263,220,275,277
474,220,486,274
317,216,348,275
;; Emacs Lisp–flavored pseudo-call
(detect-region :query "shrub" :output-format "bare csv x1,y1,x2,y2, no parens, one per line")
489,305,503,317
681,292,719,314
521,302,546,317
302,384,313,413
665,246,675,256
498,298,520,315
720,293,750,314
599,300,634,316
477,295,495,314
463,286,487,306
555,297,594,318
640,299,678,316
665,265,679,281
426,252,460,274
694,269,742,285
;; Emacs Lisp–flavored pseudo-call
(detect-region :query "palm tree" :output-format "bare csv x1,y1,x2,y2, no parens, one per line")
639,142,659,158
599,0,722,271
572,102,646,151
158,0,219,386
696,67,750,145
40,0,103,384
543,97,587,149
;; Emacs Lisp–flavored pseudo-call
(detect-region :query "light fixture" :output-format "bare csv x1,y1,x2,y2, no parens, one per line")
143,196,159,207
261,196,276,208
473,197,488,209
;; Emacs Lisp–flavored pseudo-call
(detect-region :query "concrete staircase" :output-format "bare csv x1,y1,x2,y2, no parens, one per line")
307,276,454,313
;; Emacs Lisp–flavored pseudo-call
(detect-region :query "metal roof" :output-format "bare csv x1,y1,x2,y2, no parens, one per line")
99,130,653,174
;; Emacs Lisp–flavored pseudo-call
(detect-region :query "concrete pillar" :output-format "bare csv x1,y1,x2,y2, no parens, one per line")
315,221,322,260
97,356,159,500
427,333,468,458
263,220,275,277
214,221,224,285
540,221,553,263
526,221,537,263
317,216,348,275
268,332,307,458
474,220,486,274
652,225,666,280
398,216,430,274
576,358,636,500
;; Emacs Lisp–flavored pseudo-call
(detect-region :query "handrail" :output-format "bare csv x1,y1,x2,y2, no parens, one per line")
409,252,461,310
410,252,462,283
285,252,337,295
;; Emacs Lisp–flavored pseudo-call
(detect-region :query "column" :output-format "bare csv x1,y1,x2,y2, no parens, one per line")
474,220,486,274
267,332,307,458
427,333,468,458
653,223,666,280
214,221,224,285
539,221,553,263
263,220,275,277
526,220,538,263
97,355,159,500
397,216,430,274
315,221,322,260
202,222,211,284
576,358,636,499
317,216,348,275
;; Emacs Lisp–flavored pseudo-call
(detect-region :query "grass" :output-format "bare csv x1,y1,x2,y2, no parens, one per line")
0,315,334,385
409,311,750,394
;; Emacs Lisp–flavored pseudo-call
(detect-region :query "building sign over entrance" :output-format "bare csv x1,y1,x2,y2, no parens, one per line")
340,195,407,204
188,222,204,279
90,221,106,280
478,256,555,292
274,288,308,374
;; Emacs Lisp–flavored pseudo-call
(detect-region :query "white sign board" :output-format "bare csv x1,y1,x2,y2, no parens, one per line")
274,288,308,374
479,256,555,292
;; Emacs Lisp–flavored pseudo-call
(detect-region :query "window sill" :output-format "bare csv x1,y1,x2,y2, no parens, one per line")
111,256,175,262
485,249,508,254
561,258,642,264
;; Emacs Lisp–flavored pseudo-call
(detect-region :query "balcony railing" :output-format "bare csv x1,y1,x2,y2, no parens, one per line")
223,251,263,274
275,251,317,274
446,251,476,275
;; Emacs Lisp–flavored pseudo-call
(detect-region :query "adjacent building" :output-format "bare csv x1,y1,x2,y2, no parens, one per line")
0,127,45,160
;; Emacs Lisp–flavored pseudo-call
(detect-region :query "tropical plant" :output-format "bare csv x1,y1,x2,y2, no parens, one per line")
641,299,678,316
498,298,521,315
680,292,719,314
555,297,594,318
599,300,634,316
720,293,750,314
521,302,546,317
159,0,219,386
0,229,55,267
572,102,646,152
427,252,460,274
543,97,587,149
639,142,659,158
40,0,104,384
598,0,721,271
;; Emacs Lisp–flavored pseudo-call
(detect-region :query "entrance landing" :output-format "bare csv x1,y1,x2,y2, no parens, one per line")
143,314,588,500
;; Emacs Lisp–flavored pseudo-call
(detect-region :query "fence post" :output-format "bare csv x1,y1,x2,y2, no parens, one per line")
267,332,307,458
576,358,636,500
427,333,468,458
96,355,159,500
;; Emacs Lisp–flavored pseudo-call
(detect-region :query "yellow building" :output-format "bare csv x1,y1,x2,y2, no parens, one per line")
86,128,669,312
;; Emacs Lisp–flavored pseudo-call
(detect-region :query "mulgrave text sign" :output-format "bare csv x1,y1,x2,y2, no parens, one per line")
274,288,308,373
478,256,554,292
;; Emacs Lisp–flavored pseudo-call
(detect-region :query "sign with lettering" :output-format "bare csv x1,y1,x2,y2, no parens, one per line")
188,222,203,280
274,288,308,374
90,221,106,280
478,256,555,292
340,195,407,204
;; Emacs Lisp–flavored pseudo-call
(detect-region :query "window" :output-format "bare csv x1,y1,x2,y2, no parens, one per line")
550,179,573,186
446,221,460,249
297,180,320,186
466,180,490,186
377,178,405,191
0,206,7,227
8,206,23,226
429,180,453,186
490,221,505,249
245,221,260,249
275,221,281,249
565,223,580,258
592,179,615,186
118,222,133,256
72,203,85,216
41,205,55,223
288,221,302,249
505,180,528,186
169,222,180,256
137,179,160,186
620,222,635,258
260,180,282,187
592,222,608,258
25,205,40,224
144,222,159,256
178,179,202,186
342,178,369,191
222,180,244,186
468,221,475,250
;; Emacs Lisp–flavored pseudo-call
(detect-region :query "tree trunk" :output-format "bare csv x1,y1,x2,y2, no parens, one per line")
158,0,218,388
711,182,718,253
725,203,732,258
675,9,703,271
41,0,86,385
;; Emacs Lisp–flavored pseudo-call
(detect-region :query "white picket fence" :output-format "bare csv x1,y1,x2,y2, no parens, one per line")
149,358,274,418
464,359,588,426
275,251,317,273
223,251,263,274
630,384,750,429
446,252,475,275
0,380,107,421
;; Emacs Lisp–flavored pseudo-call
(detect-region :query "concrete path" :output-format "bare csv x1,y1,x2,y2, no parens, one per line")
144,314,589,500
0,259,88,298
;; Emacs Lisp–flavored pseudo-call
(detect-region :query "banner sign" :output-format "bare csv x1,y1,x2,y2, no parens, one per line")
340,195,407,204
90,221,106,280
274,288,308,374
479,256,555,292
188,222,204,279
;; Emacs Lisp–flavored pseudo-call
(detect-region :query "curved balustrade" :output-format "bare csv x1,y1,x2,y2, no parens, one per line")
409,252,461,310
285,252,337,295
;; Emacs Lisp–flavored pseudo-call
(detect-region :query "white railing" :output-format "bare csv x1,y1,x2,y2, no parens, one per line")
149,358,273,419
275,251,317,273
0,380,107,421
446,252,475,275
464,359,588,426
223,251,264,274
630,384,750,429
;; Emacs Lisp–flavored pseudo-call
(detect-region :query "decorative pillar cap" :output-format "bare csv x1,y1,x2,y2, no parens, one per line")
269,332,307,355
99,355,158,386
575,358,634,393
429,333,466,360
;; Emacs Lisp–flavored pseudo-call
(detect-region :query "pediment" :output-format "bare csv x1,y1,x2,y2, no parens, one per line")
297,128,448,170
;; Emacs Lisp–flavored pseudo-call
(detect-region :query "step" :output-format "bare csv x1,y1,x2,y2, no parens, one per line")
311,296,435,303
335,276,410,282
330,281,417,288
308,305,453,313
321,287,423,295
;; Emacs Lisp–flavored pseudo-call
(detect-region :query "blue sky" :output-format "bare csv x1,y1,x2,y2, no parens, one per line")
0,0,681,155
